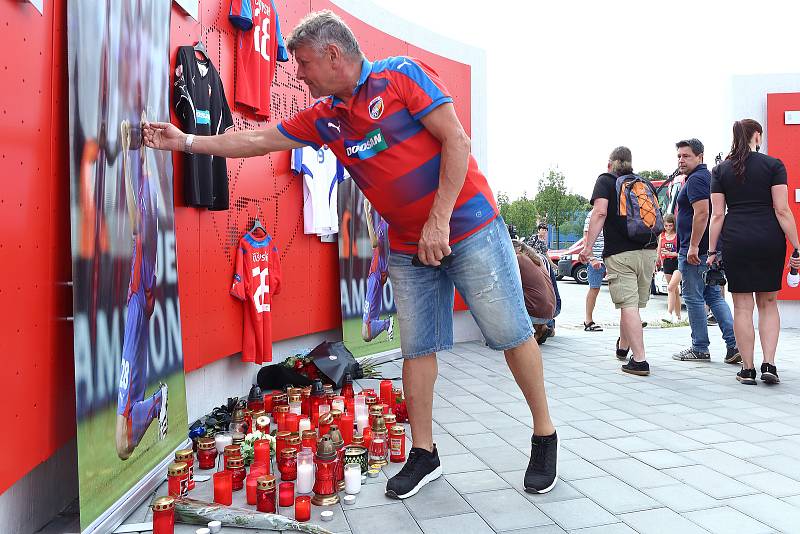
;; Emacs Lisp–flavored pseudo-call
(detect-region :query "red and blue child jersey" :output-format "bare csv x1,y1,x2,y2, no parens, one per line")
278,57,498,254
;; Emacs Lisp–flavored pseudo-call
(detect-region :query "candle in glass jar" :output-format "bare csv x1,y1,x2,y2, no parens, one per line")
356,413,369,434
175,449,195,491
344,463,361,494
253,439,270,465
245,474,259,505
296,447,314,494
278,481,294,507
340,412,354,445
212,471,232,506
285,413,300,433
255,415,271,434
274,405,290,431
263,392,274,415
214,433,232,455
256,475,277,513
294,495,311,522
167,462,189,498
289,399,303,415
380,380,393,409
196,437,217,470
151,496,175,534
332,396,345,413
226,456,246,491
250,461,268,477
298,417,311,433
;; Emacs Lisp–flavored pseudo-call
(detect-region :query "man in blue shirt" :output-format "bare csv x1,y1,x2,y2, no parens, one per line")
673,139,740,363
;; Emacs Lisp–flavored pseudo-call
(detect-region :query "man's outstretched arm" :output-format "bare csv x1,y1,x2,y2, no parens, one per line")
142,121,305,157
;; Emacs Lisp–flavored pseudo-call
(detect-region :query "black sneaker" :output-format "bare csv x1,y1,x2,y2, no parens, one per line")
737,367,757,385
385,446,442,499
622,358,650,376
615,337,630,361
725,346,742,365
760,363,780,384
672,347,711,361
524,431,559,494
707,313,717,326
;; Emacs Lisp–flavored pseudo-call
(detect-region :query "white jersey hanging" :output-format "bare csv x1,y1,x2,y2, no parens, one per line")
291,145,348,237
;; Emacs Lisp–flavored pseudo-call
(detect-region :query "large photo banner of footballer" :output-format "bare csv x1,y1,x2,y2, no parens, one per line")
67,1,188,531
338,177,401,357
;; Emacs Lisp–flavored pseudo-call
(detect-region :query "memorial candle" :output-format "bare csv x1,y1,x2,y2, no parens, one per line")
340,412,354,445
254,439,270,465
151,496,175,534
285,413,300,433
344,463,361,494
298,417,311,433
245,473,259,505
278,481,295,507
294,495,311,522
380,380,393,409
296,447,314,494
212,471,232,506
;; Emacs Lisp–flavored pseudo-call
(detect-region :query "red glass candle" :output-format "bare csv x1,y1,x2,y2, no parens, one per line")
257,475,277,513
345,397,355,416
256,415,271,434
274,405,290,431
295,495,311,522
213,471,233,506
175,449,195,491
362,427,372,450
151,496,175,534
246,473,259,505
312,455,337,496
196,438,217,470
250,461,269,477
301,390,311,417
275,430,291,459
278,481,295,507
301,430,318,453
339,413,354,445
278,449,298,481
226,456,246,491
285,413,300,433
390,425,406,462
341,375,355,401
318,412,333,438
254,439,270,465
167,462,189,498
263,392,274,415
380,380,393,408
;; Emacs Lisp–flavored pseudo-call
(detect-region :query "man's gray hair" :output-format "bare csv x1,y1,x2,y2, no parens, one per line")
287,10,363,59
609,146,633,176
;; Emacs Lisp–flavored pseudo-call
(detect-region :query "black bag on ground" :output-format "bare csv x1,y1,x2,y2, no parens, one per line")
256,365,314,391
308,341,362,388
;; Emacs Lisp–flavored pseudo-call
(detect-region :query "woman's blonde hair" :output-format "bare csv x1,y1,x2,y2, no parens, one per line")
511,239,543,266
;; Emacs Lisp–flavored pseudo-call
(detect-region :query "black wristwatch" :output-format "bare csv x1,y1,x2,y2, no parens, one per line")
707,250,718,256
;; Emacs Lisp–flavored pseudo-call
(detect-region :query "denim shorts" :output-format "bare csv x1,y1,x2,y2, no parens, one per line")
587,262,606,289
388,217,533,358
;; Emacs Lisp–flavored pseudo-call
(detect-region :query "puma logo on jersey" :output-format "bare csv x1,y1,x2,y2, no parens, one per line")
397,59,411,69
327,121,341,133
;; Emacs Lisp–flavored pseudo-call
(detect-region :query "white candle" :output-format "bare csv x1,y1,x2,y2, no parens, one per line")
289,401,302,415
296,463,314,494
344,464,361,494
356,414,369,434
319,404,330,415
214,433,232,454
298,417,311,433
332,398,345,412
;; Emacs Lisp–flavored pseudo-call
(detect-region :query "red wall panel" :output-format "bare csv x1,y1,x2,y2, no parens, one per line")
768,93,800,301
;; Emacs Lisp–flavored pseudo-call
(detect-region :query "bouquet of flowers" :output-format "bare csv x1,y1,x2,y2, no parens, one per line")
240,430,275,466
394,390,408,423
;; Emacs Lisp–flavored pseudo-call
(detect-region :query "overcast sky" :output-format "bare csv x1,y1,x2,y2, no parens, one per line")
369,0,800,199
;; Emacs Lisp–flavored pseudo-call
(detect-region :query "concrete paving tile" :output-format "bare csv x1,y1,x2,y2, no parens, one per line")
609,418,662,433
681,448,766,477
472,444,530,473
460,401,503,414
712,440,775,459
594,458,678,488
430,432,469,456
497,470,584,504
678,428,738,444
538,498,618,531
441,420,490,436
748,421,800,437
558,458,608,481
440,452,490,474
642,483,722,512
738,471,800,498
620,507,708,534
568,524,638,534
419,512,495,534
446,469,512,494
570,476,660,514
602,435,661,453
345,502,422,534
663,465,758,499
345,479,397,509
464,488,554,531
404,477,473,520
433,406,475,424
589,409,635,423
684,506,775,534
562,437,627,462
496,526,566,534
635,429,707,452
632,449,697,469
569,420,629,440
457,432,505,450
553,425,589,440
751,454,800,481
482,411,527,430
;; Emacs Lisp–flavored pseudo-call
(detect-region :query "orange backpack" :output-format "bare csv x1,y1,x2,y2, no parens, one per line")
616,174,664,246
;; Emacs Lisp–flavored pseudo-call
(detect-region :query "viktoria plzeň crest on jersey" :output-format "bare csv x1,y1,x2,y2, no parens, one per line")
368,96,384,120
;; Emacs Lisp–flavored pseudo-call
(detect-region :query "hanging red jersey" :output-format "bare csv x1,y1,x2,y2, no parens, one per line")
231,230,282,364
229,0,289,118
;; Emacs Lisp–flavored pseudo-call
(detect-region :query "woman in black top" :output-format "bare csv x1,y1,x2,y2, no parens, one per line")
709,119,800,385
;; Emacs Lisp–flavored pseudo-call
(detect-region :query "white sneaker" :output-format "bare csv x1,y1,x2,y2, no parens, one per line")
158,382,169,440
387,316,395,341
662,314,673,323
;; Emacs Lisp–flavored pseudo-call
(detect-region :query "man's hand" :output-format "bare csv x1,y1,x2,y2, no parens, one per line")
687,245,701,265
706,255,717,268
142,121,186,152
578,246,592,264
418,215,451,266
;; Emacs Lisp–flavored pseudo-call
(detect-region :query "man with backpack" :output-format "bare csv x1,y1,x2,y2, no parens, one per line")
580,147,660,376
672,139,740,363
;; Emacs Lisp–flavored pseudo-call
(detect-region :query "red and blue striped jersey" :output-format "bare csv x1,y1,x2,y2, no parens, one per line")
278,57,498,254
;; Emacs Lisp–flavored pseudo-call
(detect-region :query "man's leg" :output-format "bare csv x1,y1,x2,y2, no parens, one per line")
704,282,737,349
504,338,555,436
585,287,600,324
678,255,710,355
620,307,646,361
403,354,437,451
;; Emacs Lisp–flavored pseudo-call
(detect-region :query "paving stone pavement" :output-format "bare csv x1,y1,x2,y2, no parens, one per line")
97,323,800,534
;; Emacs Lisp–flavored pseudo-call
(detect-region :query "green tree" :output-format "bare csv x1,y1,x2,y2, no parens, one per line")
508,194,537,238
533,169,586,246
639,169,668,182
496,191,511,221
